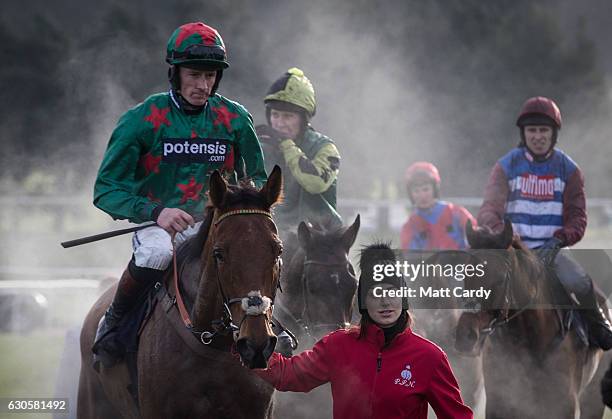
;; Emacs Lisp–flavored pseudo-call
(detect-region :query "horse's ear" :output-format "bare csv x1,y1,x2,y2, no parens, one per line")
260,165,283,208
501,218,514,248
342,214,361,251
297,221,312,250
208,170,227,208
465,219,477,248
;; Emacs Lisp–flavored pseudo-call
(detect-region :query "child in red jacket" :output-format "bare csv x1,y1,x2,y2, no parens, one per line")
254,244,473,419
400,162,476,250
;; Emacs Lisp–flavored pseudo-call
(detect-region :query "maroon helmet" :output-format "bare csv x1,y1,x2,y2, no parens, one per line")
516,96,562,129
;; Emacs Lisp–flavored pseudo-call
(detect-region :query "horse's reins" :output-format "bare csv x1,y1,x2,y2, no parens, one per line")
464,249,541,350
302,259,355,332
170,209,277,345
275,259,355,345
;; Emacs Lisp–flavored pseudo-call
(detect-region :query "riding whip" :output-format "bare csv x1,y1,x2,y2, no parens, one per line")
60,213,205,248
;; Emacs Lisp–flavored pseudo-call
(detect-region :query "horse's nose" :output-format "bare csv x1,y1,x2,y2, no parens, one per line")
236,336,277,369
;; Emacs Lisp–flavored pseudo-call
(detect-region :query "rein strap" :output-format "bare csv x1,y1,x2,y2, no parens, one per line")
172,208,274,331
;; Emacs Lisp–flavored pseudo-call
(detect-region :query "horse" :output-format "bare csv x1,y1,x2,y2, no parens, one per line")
274,215,360,347
78,167,284,419
454,219,605,419
271,216,360,419
410,249,484,413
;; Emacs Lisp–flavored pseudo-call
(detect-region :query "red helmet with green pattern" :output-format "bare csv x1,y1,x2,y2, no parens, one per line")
166,22,229,68
166,22,228,95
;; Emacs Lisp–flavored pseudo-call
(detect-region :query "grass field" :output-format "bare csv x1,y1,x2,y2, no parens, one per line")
0,329,611,418
0,330,68,419
0,217,610,418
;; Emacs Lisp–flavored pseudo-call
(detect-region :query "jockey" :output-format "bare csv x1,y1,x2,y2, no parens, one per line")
400,162,476,250
91,22,266,366
478,96,612,350
255,68,342,232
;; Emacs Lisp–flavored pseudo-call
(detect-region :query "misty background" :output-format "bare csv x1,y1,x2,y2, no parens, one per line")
2,0,612,201
1,2,612,417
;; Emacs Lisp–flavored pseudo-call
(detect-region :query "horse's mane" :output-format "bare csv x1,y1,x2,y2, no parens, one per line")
510,236,544,280
178,179,270,260
511,236,530,252
467,225,544,286
307,219,352,249
467,224,509,250
222,179,270,209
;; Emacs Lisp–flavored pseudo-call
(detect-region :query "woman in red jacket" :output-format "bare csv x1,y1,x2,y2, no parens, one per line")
254,244,473,419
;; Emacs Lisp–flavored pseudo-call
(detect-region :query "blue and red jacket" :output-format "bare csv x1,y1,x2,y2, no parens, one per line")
478,147,586,248
254,324,472,419
400,201,476,250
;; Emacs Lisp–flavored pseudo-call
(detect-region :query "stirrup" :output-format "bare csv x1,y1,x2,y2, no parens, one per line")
589,308,612,351
93,308,121,347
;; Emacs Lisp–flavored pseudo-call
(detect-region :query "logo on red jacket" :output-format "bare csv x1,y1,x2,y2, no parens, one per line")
394,364,416,388
517,174,556,200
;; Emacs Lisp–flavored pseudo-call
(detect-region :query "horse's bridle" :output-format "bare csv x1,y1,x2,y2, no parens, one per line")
171,209,281,346
275,258,356,345
462,249,540,352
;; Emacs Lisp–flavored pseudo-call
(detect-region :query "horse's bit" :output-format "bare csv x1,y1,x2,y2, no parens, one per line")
171,209,280,345
462,250,539,351
275,258,356,345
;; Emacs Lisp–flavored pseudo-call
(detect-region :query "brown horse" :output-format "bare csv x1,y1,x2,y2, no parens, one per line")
411,250,484,413
78,167,283,419
274,215,360,347
271,216,360,419
455,220,604,419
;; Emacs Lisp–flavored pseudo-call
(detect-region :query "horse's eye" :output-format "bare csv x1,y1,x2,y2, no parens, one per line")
213,249,225,262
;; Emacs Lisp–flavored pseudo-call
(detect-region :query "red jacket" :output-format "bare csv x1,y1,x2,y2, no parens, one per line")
254,324,473,419
400,201,476,250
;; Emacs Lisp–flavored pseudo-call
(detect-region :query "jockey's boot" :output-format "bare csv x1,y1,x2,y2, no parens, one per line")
583,285,612,351
92,265,151,370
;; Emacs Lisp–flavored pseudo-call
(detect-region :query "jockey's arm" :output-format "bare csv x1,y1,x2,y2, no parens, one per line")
94,112,161,224
555,167,587,247
278,140,340,194
457,205,477,228
477,162,508,233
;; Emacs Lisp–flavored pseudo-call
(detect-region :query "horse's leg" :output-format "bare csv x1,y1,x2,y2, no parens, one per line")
77,362,121,419
78,285,139,419
580,348,607,419
77,295,122,419
447,353,483,409
483,347,577,419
